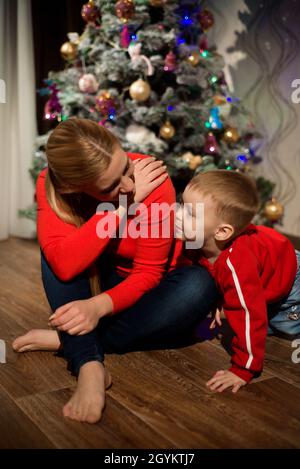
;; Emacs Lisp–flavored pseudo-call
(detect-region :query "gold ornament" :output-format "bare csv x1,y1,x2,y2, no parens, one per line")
182,152,194,163
160,120,175,140
60,41,77,61
149,0,166,6
129,78,151,102
182,152,203,170
213,95,227,106
264,198,284,222
223,126,239,144
189,155,203,170
187,51,200,66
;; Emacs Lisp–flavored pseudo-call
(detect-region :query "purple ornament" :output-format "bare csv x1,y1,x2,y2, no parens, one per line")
81,1,100,24
95,91,117,117
204,133,220,155
44,83,62,120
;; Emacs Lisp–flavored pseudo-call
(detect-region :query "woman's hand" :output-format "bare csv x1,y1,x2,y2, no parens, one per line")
133,157,168,203
48,293,113,335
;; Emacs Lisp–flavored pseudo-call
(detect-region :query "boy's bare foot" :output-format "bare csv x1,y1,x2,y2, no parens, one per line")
63,361,111,424
12,329,60,352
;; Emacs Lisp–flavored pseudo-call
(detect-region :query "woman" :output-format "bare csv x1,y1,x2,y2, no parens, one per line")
13,118,217,424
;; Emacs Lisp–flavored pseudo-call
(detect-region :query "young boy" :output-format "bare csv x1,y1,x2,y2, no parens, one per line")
177,170,300,393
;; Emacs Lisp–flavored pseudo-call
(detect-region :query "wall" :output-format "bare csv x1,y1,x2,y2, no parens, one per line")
208,0,300,236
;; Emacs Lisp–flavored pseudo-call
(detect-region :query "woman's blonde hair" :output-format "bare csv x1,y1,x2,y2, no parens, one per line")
45,118,120,295
187,170,260,233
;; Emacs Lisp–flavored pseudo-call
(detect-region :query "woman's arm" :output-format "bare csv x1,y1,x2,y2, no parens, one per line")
37,155,167,282
37,170,125,281
50,173,176,333
105,175,176,313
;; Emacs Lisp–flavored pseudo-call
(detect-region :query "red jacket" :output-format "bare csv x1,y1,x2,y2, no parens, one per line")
194,225,297,382
36,152,178,314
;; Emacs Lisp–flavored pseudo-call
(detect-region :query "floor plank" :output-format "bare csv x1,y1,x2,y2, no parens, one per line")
106,351,300,448
17,388,173,449
0,385,53,448
1,237,300,448
0,348,74,399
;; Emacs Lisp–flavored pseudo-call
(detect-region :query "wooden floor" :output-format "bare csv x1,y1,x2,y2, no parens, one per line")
0,237,300,449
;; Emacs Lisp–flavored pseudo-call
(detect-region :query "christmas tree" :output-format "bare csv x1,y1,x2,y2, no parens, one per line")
22,0,281,225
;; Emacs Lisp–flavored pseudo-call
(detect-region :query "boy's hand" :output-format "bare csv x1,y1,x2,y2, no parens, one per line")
206,370,247,393
209,307,223,329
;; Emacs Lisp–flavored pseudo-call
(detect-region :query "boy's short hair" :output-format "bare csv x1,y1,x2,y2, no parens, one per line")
187,170,260,233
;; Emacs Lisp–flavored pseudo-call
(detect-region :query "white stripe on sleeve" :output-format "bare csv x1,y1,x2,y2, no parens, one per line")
226,257,254,369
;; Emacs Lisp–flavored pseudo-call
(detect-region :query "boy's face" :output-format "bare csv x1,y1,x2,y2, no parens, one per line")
176,186,222,245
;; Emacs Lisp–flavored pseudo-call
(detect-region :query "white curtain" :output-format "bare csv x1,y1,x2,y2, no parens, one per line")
0,0,36,240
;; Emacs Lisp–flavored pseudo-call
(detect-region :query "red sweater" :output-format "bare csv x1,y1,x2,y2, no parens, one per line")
36,152,178,314
191,225,297,382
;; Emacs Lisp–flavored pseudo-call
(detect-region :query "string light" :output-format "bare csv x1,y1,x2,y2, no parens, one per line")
200,50,210,58
181,15,193,26
236,154,248,164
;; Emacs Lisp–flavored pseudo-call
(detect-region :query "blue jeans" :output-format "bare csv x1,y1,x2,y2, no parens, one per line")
268,250,300,337
41,252,219,376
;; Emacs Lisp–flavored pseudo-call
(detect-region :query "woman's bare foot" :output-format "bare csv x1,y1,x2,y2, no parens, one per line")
63,361,111,424
12,329,60,353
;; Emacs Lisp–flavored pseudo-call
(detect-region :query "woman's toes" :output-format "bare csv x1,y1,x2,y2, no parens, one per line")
63,402,72,418
18,345,34,353
12,337,27,351
12,330,36,351
12,339,20,351
86,412,101,424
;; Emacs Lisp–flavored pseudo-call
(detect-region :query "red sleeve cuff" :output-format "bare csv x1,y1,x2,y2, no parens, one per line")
229,365,257,383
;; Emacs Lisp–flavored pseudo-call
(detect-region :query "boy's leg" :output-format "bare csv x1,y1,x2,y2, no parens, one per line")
268,251,300,338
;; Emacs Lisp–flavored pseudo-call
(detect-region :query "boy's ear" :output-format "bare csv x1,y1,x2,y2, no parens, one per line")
214,223,234,241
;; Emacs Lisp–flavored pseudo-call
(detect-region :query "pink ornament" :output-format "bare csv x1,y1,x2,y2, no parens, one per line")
78,74,98,93
164,51,176,72
120,25,131,48
44,100,56,121
204,133,220,155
